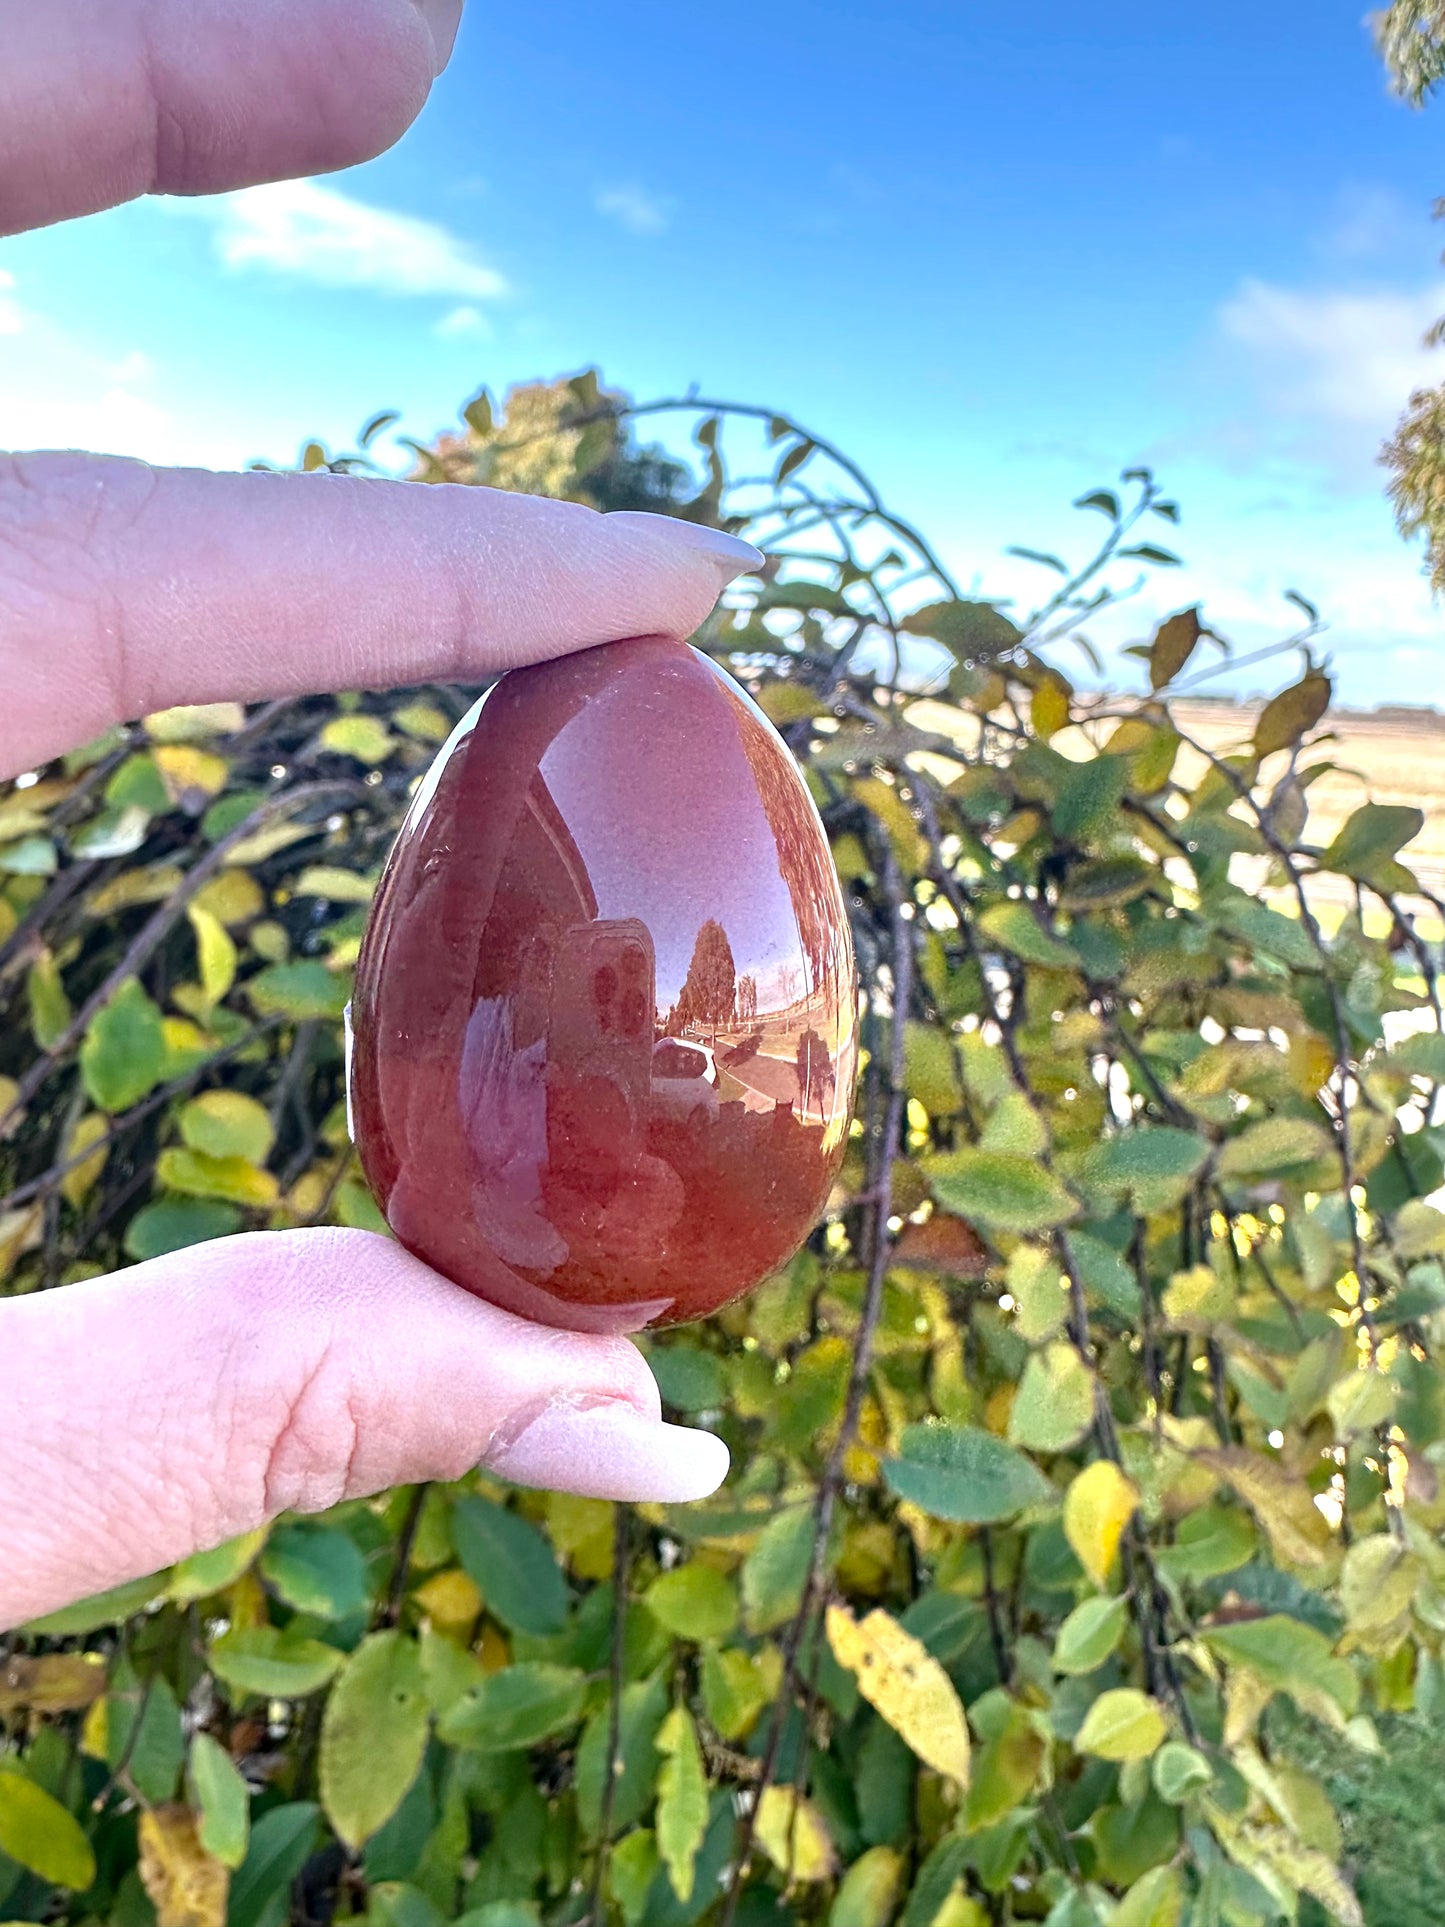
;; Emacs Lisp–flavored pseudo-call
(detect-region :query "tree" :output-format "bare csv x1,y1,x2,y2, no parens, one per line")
1375,2,1445,582
0,377,1440,1927
672,917,737,1039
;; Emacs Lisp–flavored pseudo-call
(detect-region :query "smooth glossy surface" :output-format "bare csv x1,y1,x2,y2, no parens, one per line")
349,636,858,1331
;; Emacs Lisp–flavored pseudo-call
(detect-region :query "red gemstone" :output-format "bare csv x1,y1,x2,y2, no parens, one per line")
349,636,858,1332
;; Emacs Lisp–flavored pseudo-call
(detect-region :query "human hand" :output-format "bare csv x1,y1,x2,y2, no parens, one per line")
0,0,758,1632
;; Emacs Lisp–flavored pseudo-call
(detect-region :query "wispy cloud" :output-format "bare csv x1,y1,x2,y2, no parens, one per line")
1219,276,1445,427
433,303,491,340
173,179,510,302
1156,273,1445,493
594,184,675,236
0,268,24,337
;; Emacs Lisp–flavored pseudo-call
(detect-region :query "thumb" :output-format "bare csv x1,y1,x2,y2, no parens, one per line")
0,1228,728,1630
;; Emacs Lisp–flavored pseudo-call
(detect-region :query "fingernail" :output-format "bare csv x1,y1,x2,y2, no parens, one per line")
412,0,464,74
606,511,766,581
484,1395,730,1503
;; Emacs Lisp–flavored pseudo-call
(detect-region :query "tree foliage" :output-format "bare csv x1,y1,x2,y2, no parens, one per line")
2,376,1444,1927
1373,2,1445,584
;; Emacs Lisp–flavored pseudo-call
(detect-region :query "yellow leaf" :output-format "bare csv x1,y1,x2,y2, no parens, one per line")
1197,1448,1332,1567
320,715,395,764
1161,1263,1235,1328
1113,1864,1184,1927
1063,1461,1139,1589
0,1653,106,1718
156,1148,279,1207
191,871,264,928
1074,1688,1167,1761
1030,673,1072,741
60,1113,110,1208
852,777,926,867
138,1806,229,1927
153,746,230,806
753,1787,836,1883
393,702,454,744
186,905,237,1009
1340,1534,1420,1644
0,1204,43,1281
825,1604,971,1785
292,867,376,904
1007,1243,1067,1343
89,865,187,917
145,704,246,744
413,1569,483,1634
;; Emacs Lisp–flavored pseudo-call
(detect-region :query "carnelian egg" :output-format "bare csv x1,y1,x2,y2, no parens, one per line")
348,635,859,1332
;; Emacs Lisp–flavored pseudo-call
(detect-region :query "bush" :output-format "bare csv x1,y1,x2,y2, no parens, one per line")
1,374,1443,1927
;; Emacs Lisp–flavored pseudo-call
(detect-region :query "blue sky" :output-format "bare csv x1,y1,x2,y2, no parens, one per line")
2,0,1443,705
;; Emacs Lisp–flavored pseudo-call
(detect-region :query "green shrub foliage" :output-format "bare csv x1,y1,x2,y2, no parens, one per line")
2,375,1444,1927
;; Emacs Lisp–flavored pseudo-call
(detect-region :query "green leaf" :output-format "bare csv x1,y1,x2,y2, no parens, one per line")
107,1663,185,1805
645,1565,738,1643
228,1803,320,1927
0,835,57,874
830,1847,905,1927
180,1090,275,1164
1200,1615,1358,1721
1113,1865,1184,1927
320,1631,430,1851
1154,1503,1256,1582
0,1770,96,1890
884,1424,1052,1523
246,959,350,1020
452,1495,569,1636
1006,1342,1094,1452
977,900,1079,969
924,1149,1077,1233
155,1146,279,1206
1209,892,1319,970
740,1505,816,1633
208,1627,344,1699
1076,1126,1209,1213
1321,802,1424,881
25,952,71,1050
188,1732,250,1870
79,977,167,1112
701,1647,775,1743
21,1571,165,1635
435,1663,587,1752
260,1524,370,1620
576,1672,670,1840
320,714,395,764
655,1707,708,1902
1073,1689,1168,1761
170,1529,267,1604
1218,1115,1333,1179
1151,1741,1214,1804
1052,1595,1128,1676
900,600,1023,660
123,1197,243,1261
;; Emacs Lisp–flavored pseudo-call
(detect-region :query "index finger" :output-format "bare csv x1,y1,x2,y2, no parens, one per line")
0,0,462,237
0,453,763,774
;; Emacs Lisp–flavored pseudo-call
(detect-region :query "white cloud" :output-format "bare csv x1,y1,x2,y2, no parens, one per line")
594,184,674,236
173,179,510,302
433,303,491,340
0,267,24,336
1219,276,1445,427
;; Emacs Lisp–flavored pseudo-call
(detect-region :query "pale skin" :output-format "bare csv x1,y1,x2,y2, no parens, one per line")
0,0,756,1631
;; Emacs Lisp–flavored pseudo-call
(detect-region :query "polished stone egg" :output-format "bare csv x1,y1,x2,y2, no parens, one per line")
348,635,858,1332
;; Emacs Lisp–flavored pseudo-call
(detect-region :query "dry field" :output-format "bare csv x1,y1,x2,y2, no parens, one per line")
1170,696,1445,927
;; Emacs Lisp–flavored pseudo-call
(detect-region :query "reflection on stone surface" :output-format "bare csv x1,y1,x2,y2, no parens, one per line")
349,635,859,1332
